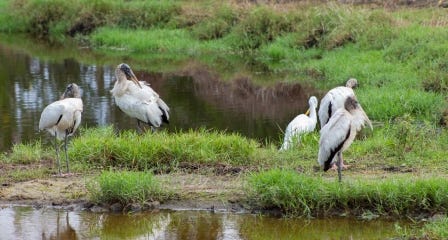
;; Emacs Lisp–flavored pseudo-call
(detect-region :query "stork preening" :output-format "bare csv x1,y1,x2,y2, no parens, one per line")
318,96,372,182
280,96,318,151
111,63,170,132
39,83,83,176
318,78,366,128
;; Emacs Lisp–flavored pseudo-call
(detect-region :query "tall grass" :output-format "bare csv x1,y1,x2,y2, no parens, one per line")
87,170,169,204
91,27,200,54
1,0,181,37
247,169,448,217
1,125,446,174
68,126,259,170
421,217,448,239
0,141,51,164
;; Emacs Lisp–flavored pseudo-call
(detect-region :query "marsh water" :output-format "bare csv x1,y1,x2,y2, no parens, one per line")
0,34,320,152
0,206,407,240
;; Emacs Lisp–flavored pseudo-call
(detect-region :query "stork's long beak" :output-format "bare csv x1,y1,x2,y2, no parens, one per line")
305,109,310,116
129,73,142,89
360,106,373,130
123,67,142,88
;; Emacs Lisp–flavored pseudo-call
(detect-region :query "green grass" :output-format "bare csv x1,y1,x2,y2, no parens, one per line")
87,170,169,205
0,141,51,164
91,27,201,54
421,217,448,239
2,124,446,174
0,168,51,183
68,126,259,171
246,169,448,217
396,216,448,240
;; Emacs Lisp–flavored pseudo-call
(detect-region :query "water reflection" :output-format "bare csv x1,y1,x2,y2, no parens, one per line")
0,206,405,240
0,36,320,152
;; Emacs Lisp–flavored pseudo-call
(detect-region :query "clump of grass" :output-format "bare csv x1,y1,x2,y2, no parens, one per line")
247,169,448,217
13,0,76,38
91,27,200,55
299,4,396,50
114,1,181,29
396,216,448,240
191,4,239,40
1,141,49,164
87,170,169,205
69,126,259,170
225,6,295,50
421,217,448,239
3,168,51,183
4,167,52,182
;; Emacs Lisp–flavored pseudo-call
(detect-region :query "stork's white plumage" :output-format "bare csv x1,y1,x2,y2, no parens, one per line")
318,78,359,128
280,96,318,151
111,63,169,132
39,83,83,175
318,96,372,182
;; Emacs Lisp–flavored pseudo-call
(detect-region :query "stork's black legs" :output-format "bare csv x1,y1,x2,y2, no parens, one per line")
64,130,70,173
337,151,342,183
55,134,61,175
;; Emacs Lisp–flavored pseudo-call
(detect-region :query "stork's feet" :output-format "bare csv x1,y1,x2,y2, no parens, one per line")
52,172,76,178
330,163,350,171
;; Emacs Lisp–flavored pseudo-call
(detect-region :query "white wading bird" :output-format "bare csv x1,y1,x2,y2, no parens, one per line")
318,96,372,182
111,63,170,132
280,96,318,151
39,83,83,176
318,78,362,128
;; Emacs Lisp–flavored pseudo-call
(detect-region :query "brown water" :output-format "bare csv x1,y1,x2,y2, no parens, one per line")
0,206,407,240
0,34,319,152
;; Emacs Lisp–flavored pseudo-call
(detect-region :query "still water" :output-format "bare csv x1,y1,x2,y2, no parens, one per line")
0,206,405,240
0,35,318,152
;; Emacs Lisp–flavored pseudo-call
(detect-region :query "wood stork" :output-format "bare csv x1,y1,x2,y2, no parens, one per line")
280,96,318,151
39,83,83,175
111,63,170,132
318,78,364,128
318,96,372,182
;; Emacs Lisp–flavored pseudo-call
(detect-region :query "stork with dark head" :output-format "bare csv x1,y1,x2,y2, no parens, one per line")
318,96,372,182
111,63,170,132
39,83,83,176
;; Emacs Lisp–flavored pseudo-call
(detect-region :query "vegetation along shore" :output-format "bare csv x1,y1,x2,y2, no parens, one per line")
0,0,447,239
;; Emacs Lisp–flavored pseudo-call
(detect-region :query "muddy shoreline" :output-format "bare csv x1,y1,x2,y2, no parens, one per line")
0,172,253,215
0,172,443,221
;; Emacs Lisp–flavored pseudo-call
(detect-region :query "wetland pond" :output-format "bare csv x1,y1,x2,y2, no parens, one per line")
0,206,408,240
0,34,319,152
0,35,411,239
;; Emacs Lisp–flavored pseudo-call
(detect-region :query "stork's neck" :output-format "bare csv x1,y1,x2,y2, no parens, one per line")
111,77,129,96
309,106,317,122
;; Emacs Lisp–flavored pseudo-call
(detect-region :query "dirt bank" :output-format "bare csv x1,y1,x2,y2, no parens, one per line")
0,171,246,212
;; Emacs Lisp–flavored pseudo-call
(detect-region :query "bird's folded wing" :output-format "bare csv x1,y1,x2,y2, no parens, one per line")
318,111,351,167
39,103,66,130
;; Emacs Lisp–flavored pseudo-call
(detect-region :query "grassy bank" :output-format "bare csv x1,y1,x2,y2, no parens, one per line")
246,169,448,217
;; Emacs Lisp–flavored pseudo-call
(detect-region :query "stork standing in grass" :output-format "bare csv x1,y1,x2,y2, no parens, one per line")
318,78,362,128
318,96,372,182
39,83,83,176
280,96,318,151
111,63,170,132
